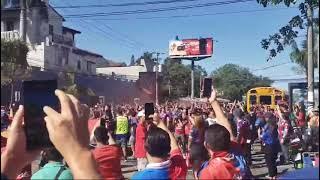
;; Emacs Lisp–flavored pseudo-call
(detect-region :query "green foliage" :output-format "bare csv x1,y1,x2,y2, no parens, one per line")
1,39,30,86
160,58,207,99
58,69,95,99
257,0,319,60
289,23,319,74
211,64,273,100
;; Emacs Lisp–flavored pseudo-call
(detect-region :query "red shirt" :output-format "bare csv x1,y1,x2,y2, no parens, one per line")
92,145,123,180
199,142,241,180
88,118,99,134
199,151,240,180
169,148,188,180
135,123,147,158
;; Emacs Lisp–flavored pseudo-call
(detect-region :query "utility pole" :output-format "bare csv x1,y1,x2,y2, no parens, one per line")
155,53,159,105
307,2,314,109
191,60,195,99
19,0,27,42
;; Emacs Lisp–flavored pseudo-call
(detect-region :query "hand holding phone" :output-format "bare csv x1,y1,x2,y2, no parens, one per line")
145,103,155,120
23,80,58,150
203,78,212,97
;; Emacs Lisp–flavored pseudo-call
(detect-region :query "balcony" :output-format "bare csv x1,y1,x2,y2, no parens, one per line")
50,34,74,46
1,30,20,41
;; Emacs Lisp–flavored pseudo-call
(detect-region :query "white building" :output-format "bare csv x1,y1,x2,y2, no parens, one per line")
97,59,161,81
1,0,108,75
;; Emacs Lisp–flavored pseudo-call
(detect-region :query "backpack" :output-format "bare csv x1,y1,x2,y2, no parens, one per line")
230,149,253,179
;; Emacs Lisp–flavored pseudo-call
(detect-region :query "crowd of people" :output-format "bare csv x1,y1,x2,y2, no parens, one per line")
1,88,319,180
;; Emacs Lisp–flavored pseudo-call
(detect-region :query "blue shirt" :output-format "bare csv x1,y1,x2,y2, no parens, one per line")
131,168,169,180
31,162,73,180
261,124,278,145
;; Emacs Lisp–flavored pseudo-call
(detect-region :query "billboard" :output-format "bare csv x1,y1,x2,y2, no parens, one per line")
169,38,213,59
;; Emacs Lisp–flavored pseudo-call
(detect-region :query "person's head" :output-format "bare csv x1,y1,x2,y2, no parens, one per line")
233,108,243,119
117,107,124,116
137,111,145,123
144,127,171,160
94,126,109,145
204,124,230,154
208,110,216,119
192,115,204,129
42,147,64,162
189,143,210,171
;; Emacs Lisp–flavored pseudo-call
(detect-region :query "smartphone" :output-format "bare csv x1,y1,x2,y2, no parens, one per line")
203,78,212,97
145,103,154,120
23,80,58,150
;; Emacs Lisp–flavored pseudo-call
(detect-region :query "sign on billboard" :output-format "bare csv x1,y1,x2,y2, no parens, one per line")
169,38,213,59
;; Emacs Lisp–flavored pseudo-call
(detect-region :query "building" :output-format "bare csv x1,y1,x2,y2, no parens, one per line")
1,0,109,75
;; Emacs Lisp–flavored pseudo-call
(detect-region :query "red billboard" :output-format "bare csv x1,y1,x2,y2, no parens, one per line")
169,38,213,59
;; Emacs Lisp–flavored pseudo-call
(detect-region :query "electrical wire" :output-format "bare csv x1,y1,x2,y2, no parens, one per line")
63,0,255,18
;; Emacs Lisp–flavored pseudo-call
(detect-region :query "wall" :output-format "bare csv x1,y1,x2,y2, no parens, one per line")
75,72,156,105
47,6,63,35
27,42,45,68
96,65,146,80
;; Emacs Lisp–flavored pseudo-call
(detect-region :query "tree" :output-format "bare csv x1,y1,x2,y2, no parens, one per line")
160,58,207,99
211,64,273,100
257,0,319,60
129,55,135,66
1,39,30,104
290,24,319,75
57,69,95,99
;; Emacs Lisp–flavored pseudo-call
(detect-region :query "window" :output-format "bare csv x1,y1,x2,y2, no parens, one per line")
249,95,257,105
6,21,14,31
260,96,272,105
77,61,81,70
49,24,53,35
87,61,94,73
62,47,69,65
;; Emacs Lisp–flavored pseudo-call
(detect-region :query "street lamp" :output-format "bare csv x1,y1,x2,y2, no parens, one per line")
152,52,165,105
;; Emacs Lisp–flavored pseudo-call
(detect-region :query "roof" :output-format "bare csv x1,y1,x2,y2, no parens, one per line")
72,48,103,58
63,26,81,34
48,4,65,22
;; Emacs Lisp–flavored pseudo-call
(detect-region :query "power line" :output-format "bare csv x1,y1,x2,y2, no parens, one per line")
63,0,255,18
87,7,297,21
53,1,141,51
251,62,292,71
52,0,203,9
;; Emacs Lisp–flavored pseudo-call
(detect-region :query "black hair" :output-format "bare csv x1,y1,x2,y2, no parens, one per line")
144,127,171,158
44,148,63,162
94,126,109,145
189,143,210,164
204,124,230,151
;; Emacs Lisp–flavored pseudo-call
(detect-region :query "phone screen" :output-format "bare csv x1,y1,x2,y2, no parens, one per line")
145,103,154,120
23,80,58,150
203,78,212,97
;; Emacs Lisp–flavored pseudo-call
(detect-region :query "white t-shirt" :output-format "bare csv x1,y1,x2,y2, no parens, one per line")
206,118,217,126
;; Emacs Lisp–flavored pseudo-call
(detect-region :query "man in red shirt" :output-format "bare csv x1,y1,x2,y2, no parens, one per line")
92,126,123,180
135,111,148,171
199,89,245,179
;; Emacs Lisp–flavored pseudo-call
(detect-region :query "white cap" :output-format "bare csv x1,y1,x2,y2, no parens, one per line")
137,111,145,117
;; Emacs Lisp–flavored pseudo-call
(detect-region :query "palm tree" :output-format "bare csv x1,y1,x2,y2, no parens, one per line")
290,21,319,75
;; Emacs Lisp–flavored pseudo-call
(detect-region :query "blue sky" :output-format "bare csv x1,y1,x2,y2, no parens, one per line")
51,0,313,90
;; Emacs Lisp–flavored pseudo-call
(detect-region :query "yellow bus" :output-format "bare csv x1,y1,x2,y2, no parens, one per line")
246,87,286,112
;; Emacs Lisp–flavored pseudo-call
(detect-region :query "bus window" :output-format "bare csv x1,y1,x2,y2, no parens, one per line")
275,96,282,104
250,95,257,104
260,96,272,105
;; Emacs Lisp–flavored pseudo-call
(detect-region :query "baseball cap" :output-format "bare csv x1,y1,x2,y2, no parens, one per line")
137,110,145,117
